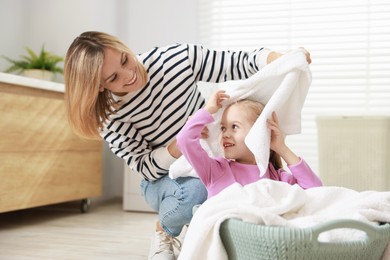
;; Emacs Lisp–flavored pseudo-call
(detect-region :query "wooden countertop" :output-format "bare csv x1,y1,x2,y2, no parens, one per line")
0,72,64,92
0,72,65,99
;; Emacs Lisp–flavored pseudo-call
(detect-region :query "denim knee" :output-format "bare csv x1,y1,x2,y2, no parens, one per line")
160,177,207,236
140,176,207,237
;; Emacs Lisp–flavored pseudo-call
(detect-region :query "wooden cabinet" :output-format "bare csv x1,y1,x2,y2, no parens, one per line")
0,75,102,213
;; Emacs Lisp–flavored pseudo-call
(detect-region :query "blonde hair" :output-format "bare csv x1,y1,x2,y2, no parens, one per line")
64,31,147,139
228,99,283,169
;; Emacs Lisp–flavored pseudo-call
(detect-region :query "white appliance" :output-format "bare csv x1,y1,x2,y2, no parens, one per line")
123,163,155,212
316,116,390,191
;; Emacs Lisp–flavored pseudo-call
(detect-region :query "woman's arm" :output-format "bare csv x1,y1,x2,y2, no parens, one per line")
102,120,177,182
188,44,272,83
188,45,311,85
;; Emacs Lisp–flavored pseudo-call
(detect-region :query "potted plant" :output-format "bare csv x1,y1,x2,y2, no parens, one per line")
2,45,64,81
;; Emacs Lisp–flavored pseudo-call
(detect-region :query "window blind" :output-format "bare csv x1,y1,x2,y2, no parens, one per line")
197,0,390,174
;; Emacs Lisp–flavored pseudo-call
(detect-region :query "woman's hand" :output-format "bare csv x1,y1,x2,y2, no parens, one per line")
267,47,312,64
204,90,230,114
267,52,283,64
167,139,182,159
299,47,312,64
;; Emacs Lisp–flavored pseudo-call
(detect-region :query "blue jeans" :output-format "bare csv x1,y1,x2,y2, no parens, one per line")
140,175,207,237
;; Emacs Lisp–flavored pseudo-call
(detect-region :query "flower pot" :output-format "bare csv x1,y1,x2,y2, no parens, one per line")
22,69,54,81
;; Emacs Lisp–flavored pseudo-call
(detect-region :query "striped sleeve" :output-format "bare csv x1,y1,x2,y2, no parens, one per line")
103,120,174,181
188,44,271,83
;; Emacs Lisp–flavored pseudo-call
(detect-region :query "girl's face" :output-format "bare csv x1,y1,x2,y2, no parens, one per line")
100,47,145,95
219,104,256,164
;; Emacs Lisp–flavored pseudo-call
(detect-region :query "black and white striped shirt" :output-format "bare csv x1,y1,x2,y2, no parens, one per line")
102,43,270,181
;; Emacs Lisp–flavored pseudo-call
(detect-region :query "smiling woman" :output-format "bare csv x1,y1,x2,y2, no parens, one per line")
63,30,295,259
100,48,146,95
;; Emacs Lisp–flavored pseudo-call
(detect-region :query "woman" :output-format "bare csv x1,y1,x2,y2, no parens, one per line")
64,31,310,260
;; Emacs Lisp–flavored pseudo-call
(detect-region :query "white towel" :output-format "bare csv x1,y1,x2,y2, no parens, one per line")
169,48,311,178
178,179,390,260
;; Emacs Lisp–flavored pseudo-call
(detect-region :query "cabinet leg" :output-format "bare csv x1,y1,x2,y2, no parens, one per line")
80,198,91,213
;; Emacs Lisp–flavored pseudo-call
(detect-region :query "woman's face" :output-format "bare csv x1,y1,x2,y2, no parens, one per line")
100,47,145,95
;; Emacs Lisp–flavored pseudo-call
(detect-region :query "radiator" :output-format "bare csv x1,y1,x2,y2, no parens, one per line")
316,116,390,191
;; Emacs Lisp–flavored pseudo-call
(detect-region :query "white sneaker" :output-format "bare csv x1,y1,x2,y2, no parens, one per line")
148,231,181,260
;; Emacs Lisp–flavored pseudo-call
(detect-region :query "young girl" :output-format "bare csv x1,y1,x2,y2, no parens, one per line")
177,90,322,198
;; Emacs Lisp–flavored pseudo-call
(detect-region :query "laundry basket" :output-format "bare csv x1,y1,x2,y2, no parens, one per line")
220,219,390,260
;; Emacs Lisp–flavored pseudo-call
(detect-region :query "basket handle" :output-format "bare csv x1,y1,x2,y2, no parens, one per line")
311,219,378,242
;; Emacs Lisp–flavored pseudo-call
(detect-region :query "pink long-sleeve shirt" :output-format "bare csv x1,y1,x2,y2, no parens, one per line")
177,108,322,198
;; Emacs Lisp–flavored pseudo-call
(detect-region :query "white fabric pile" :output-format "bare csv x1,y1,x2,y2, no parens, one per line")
178,179,390,260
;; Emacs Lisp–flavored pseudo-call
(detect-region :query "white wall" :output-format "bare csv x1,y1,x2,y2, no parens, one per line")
1,0,120,82
124,0,199,53
0,0,198,202
0,0,27,72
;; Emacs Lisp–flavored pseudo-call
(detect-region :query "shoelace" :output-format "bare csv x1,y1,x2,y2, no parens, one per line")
155,231,182,255
170,236,182,252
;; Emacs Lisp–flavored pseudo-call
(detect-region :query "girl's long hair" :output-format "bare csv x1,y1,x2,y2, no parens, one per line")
64,31,147,139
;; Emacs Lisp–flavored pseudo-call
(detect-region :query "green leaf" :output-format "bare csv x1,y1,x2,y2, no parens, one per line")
1,45,64,75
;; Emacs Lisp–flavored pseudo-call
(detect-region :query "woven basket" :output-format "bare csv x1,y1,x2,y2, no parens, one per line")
220,219,390,260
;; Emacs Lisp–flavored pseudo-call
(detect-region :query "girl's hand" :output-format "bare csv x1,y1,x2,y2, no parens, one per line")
267,112,286,154
267,111,300,165
204,90,230,114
